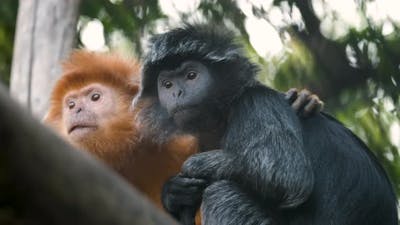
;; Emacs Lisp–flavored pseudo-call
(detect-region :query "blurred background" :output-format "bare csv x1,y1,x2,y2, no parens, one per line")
0,0,399,197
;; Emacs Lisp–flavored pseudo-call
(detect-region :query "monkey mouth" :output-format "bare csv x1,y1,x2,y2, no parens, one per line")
171,106,201,126
171,105,199,116
171,107,185,116
68,125,97,134
171,107,195,118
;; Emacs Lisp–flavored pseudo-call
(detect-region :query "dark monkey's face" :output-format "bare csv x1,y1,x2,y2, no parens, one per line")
157,60,216,129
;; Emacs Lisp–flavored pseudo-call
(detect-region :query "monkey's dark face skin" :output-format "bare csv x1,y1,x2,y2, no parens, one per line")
157,61,216,129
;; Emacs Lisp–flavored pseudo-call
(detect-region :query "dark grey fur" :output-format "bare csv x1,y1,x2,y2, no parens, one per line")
136,24,398,225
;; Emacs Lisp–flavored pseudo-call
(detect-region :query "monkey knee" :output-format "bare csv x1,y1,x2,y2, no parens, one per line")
201,181,239,224
203,180,234,200
201,181,276,225
201,180,242,213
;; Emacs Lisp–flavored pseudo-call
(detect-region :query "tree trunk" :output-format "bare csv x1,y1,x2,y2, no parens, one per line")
0,83,178,225
10,0,81,119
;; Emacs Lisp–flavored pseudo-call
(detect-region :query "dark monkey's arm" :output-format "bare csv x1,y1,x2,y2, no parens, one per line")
182,86,314,208
164,86,317,224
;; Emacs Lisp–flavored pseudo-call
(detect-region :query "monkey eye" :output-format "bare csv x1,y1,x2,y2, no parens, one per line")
68,101,75,109
91,93,101,101
162,80,173,89
187,71,197,80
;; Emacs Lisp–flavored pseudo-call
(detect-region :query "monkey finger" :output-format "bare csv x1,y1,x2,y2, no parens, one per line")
168,184,208,195
162,197,186,217
166,194,189,204
291,89,311,112
165,176,208,194
317,100,324,111
174,176,209,186
285,88,298,104
313,103,323,115
167,193,202,207
302,98,318,117
302,95,324,117
180,209,196,225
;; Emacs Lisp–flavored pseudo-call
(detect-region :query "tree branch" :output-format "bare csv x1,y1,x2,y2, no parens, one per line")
0,83,178,225
293,0,371,99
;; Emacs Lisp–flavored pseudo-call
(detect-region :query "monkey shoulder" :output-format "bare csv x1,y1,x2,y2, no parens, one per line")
224,84,306,158
229,84,302,131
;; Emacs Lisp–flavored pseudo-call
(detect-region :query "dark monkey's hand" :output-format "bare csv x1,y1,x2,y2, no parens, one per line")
162,174,208,225
286,88,324,117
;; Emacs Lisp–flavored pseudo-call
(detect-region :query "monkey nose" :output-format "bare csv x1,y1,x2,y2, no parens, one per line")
76,107,82,113
173,90,183,98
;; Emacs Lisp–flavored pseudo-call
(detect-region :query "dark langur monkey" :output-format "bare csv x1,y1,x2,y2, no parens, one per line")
135,24,397,225
43,50,199,209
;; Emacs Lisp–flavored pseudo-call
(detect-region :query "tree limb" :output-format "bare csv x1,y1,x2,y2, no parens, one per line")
293,0,371,99
0,83,178,225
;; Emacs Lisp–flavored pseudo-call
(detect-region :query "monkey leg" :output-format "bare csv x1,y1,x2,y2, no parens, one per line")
201,180,277,225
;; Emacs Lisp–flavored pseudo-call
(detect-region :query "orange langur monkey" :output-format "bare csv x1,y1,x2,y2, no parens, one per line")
43,50,198,209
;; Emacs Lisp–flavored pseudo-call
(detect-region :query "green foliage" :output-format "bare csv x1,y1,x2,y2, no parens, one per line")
0,0,18,86
273,39,321,90
80,0,164,55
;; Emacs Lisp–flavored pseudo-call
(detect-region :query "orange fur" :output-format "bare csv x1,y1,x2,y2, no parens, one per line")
43,50,199,209
44,50,140,133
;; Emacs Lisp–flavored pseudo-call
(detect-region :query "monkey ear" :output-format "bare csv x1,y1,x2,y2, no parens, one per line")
42,111,51,123
131,94,140,109
128,83,140,97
